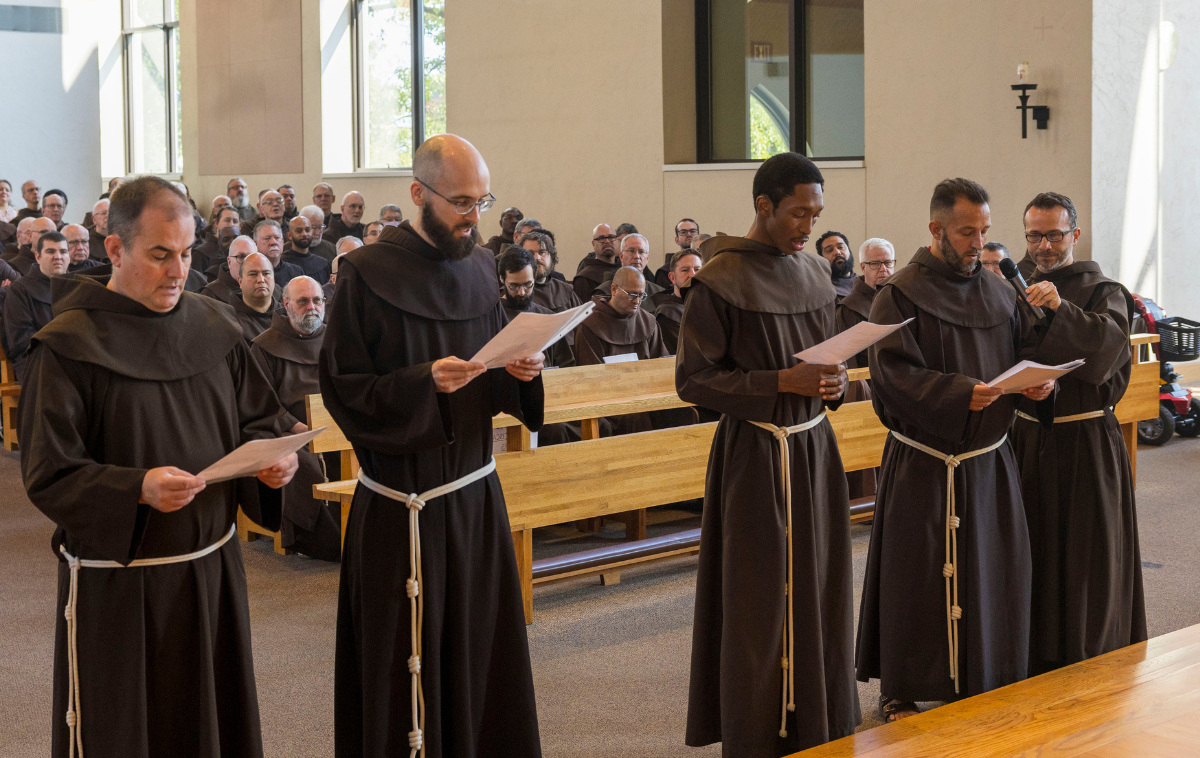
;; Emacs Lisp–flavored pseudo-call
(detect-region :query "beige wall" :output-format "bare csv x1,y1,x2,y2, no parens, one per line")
176,0,1091,275
863,0,1092,263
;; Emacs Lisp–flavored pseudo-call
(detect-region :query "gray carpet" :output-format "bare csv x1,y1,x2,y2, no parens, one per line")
2,437,1198,758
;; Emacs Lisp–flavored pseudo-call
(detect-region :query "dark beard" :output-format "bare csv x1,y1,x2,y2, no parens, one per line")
831,256,853,277
421,202,477,261
535,262,554,285
291,236,310,250
940,235,979,275
504,293,533,311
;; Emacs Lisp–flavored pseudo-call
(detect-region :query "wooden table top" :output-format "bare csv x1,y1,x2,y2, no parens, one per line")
792,623,1200,757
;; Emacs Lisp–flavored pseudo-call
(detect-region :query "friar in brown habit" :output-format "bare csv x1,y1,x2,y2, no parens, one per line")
654,248,702,355
524,229,581,314
321,135,545,757
498,246,574,369
227,252,279,342
855,179,1059,720
678,153,861,757
19,176,298,758
571,223,621,302
1010,192,1146,674
833,238,896,499
202,235,253,302
250,276,343,561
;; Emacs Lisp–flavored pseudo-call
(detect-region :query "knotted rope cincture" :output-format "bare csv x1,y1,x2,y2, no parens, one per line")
749,411,827,739
889,432,1007,695
356,457,497,758
58,523,237,758
1014,408,1108,424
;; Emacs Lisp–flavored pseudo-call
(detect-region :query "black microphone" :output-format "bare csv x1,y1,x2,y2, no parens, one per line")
998,257,1046,323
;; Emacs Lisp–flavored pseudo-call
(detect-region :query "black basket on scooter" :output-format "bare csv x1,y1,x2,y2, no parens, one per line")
1156,316,1200,362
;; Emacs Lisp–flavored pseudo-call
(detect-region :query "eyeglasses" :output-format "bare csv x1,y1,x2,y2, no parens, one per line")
677,228,699,236
505,282,535,294
293,296,326,307
66,240,89,248
862,260,896,271
593,234,618,242
416,179,496,215
615,285,648,302
1024,228,1075,244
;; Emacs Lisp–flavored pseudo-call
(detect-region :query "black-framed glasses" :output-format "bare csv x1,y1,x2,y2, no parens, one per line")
505,281,535,294
862,260,896,271
593,234,618,242
1025,228,1075,244
676,228,699,236
293,296,326,307
416,179,496,215
615,285,648,302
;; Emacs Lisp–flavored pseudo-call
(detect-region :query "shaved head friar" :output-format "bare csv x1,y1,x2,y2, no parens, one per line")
410,134,493,261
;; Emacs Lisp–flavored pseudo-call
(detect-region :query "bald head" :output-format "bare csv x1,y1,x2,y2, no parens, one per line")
16,217,34,246
238,252,275,311
63,224,90,262
413,134,488,188
92,199,110,235
283,276,325,334
591,223,617,261
30,216,56,249
227,235,256,279
609,266,646,316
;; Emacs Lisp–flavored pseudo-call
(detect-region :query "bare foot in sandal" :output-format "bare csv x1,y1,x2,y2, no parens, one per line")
880,695,920,722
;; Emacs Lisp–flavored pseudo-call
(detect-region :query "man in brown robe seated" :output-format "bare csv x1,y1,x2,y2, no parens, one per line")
362,220,384,245
238,189,286,236
228,252,278,341
525,229,579,312
653,248,701,354
202,235,254,302
251,276,341,561
88,199,110,261
4,231,68,382
1011,191,1147,675
677,154,859,756
19,175,297,758
816,230,857,300
3,217,34,262
980,241,1010,279
13,179,42,224
834,237,896,499
11,216,56,275
321,134,544,757
194,206,239,275
42,190,67,231
282,215,333,284
856,178,1058,721
655,217,700,289
572,223,621,302
592,233,663,311
498,247,574,368
253,220,303,287
484,206,523,255
312,182,336,225
322,191,366,243
64,224,105,273
291,205,336,263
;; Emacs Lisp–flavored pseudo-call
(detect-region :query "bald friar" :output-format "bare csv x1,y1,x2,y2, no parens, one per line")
321,134,545,756
19,176,298,758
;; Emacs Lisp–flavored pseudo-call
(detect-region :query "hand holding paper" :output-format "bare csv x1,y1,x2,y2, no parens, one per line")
195,427,327,484
471,302,594,369
793,318,914,365
986,359,1085,394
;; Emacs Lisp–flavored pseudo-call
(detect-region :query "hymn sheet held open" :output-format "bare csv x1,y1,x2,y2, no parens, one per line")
196,427,327,484
793,318,914,365
471,301,595,369
986,359,1086,393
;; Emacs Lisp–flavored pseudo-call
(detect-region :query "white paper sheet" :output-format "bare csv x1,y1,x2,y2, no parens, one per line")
986,359,1086,393
470,302,595,369
196,427,327,484
793,318,914,365
602,352,639,364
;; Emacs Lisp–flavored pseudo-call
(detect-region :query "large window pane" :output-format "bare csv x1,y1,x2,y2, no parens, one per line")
423,0,447,139
708,0,791,161
171,27,183,171
360,0,415,169
127,29,170,173
805,0,864,158
129,0,163,27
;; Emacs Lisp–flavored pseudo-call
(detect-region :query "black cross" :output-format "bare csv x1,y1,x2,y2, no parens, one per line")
1034,14,1054,40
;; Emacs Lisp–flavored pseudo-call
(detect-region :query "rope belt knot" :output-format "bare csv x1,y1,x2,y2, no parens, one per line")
57,523,237,758
356,457,497,758
748,411,827,738
889,431,1007,695
1015,408,1109,424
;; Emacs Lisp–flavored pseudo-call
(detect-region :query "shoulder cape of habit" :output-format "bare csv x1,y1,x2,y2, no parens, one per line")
1030,259,1134,318
576,258,620,283
343,221,499,321
839,275,877,320
581,295,658,343
17,266,53,304
35,272,243,381
883,246,1016,328
251,310,325,365
691,235,836,314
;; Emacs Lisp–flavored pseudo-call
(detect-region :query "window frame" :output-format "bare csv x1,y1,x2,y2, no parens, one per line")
694,0,864,163
350,0,428,172
121,0,182,175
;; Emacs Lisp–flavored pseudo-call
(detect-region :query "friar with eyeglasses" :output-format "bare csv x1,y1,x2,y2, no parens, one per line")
1009,192,1146,676
320,134,546,757
677,153,860,757
250,275,343,560
497,246,574,369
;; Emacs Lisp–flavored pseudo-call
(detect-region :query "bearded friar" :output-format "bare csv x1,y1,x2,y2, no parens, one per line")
524,229,581,313
19,176,297,758
1010,191,1146,675
856,178,1060,721
321,134,545,757
250,276,342,560
816,230,856,301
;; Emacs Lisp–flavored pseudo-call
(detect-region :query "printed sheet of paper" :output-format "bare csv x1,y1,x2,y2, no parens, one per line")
196,427,327,484
986,359,1086,393
793,318,914,365
602,352,639,365
470,302,595,369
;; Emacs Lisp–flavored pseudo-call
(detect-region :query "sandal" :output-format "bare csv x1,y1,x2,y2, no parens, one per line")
880,695,920,722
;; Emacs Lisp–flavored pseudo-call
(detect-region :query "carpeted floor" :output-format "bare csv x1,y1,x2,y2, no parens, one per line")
2,435,1198,758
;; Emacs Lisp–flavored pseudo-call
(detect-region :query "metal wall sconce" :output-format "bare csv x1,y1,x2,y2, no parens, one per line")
1012,62,1050,138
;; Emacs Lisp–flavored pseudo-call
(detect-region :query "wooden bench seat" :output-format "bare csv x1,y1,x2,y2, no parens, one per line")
1,355,19,451
791,621,1200,757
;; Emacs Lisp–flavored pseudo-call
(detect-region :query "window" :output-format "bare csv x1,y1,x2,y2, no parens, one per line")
122,0,182,174
697,0,864,162
351,0,446,170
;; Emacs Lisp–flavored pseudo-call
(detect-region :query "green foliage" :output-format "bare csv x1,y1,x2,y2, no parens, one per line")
749,96,788,160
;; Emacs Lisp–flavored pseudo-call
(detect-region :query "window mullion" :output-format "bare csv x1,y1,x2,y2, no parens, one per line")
412,0,425,149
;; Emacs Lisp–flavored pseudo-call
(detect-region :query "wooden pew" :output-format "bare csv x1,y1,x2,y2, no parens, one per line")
1,355,20,451
308,338,1159,624
790,621,1200,757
